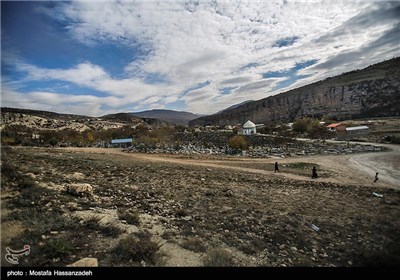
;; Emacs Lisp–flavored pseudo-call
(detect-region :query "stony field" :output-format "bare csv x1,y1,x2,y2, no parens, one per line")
1,146,400,267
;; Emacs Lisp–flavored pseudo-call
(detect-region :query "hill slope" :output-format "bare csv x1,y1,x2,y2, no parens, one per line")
189,57,400,126
132,109,200,126
0,108,161,132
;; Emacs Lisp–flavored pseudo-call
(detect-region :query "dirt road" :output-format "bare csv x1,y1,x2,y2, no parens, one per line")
62,145,399,189
348,144,400,187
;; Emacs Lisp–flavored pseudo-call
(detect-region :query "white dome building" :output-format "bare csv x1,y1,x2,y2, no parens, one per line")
241,120,256,135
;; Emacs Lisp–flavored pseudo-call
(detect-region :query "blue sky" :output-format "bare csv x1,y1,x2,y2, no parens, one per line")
2,0,399,116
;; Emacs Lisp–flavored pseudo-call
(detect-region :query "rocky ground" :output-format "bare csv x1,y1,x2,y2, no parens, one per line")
1,146,400,267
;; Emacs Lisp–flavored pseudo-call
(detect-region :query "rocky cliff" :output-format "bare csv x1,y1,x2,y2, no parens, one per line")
189,57,400,127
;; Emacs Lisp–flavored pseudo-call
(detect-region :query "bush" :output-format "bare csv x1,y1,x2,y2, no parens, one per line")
308,123,335,139
1,162,17,179
18,178,36,189
181,238,207,253
112,234,160,264
292,117,319,134
118,209,140,225
82,215,102,229
228,135,248,151
48,137,58,147
175,209,188,217
203,248,235,267
101,223,125,237
43,239,73,258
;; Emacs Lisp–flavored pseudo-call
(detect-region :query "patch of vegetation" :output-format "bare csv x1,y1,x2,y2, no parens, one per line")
292,118,316,134
82,215,102,230
1,160,17,179
161,231,177,241
43,238,74,259
353,236,400,267
18,177,36,189
100,223,125,238
175,209,188,217
203,248,235,267
118,209,140,225
81,216,125,237
111,233,161,265
286,162,316,169
238,243,257,255
228,135,249,152
181,238,207,253
9,185,51,208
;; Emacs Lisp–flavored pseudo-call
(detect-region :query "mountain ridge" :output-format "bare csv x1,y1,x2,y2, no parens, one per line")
189,57,400,127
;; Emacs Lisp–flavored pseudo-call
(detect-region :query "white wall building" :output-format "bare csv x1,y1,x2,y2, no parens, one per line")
240,120,256,135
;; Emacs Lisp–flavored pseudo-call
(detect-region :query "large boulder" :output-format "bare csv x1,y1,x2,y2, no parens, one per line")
66,183,93,197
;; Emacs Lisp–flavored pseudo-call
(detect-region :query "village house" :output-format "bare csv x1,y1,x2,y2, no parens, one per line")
326,123,347,132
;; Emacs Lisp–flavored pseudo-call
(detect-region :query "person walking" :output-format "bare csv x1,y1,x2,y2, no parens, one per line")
374,172,379,182
311,166,318,179
274,162,279,173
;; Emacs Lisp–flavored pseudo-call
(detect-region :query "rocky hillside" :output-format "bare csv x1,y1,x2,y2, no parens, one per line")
0,108,165,132
132,109,200,126
189,57,400,127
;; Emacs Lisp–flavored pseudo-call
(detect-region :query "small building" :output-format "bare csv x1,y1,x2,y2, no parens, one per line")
240,120,256,135
346,126,369,138
326,123,346,132
111,138,133,147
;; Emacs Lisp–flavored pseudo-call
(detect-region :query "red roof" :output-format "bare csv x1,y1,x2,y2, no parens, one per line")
327,123,344,128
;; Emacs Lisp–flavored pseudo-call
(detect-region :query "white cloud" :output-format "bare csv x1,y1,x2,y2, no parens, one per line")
3,0,400,116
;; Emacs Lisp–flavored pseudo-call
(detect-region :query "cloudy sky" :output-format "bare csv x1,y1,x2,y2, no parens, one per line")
2,0,399,116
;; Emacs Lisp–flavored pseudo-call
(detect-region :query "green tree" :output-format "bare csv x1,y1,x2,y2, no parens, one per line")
49,137,58,147
228,135,248,151
292,118,309,133
292,118,318,134
308,123,335,139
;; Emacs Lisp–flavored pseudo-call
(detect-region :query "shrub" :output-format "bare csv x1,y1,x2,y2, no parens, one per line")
181,238,207,253
1,162,17,179
203,248,235,267
18,178,35,189
43,239,73,258
118,209,140,225
308,123,335,139
175,209,188,217
48,137,58,147
83,215,102,230
101,223,125,237
112,234,160,264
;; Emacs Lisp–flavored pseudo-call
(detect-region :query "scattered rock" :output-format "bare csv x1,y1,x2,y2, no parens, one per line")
225,190,234,197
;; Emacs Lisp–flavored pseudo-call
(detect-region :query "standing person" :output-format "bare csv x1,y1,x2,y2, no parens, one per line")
311,166,318,179
274,162,279,173
374,172,379,182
